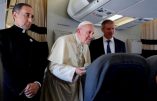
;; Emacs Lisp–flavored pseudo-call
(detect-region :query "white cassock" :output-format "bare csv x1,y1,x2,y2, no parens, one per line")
41,34,91,101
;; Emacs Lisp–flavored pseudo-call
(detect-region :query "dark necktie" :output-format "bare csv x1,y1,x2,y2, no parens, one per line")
107,40,111,54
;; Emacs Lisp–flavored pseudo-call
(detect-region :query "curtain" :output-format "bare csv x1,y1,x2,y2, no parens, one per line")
141,19,157,57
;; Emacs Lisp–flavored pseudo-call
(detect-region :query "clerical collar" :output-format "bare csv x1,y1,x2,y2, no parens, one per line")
12,25,27,33
22,29,26,33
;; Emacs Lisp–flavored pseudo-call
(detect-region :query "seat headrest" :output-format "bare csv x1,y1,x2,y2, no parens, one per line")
84,53,149,101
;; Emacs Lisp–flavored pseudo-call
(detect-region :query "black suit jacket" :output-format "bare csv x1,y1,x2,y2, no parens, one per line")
29,24,47,34
0,25,48,100
89,37,126,62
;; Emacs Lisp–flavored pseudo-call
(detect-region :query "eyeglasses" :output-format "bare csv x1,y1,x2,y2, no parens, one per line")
81,28,94,35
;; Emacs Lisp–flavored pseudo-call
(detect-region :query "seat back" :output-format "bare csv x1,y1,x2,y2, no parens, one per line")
146,55,157,101
84,53,149,101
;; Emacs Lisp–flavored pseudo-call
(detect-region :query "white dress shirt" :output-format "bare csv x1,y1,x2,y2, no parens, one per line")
103,37,115,54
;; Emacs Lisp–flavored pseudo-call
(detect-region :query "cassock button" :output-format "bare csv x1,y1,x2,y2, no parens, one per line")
30,39,33,42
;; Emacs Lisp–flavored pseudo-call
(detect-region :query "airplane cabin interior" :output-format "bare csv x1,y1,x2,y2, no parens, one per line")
1,0,157,101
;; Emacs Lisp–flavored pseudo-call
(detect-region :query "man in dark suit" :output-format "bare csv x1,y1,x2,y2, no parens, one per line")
89,20,126,62
0,3,48,101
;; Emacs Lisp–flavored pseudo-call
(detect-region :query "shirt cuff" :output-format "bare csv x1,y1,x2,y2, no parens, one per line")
34,81,41,87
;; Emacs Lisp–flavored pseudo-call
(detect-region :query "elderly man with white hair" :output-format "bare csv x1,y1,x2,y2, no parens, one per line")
40,21,94,101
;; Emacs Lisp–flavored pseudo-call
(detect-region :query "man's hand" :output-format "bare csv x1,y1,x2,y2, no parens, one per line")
24,82,40,98
75,68,86,76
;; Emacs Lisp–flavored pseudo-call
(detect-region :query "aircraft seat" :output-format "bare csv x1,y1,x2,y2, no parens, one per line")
84,53,149,101
146,55,157,101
